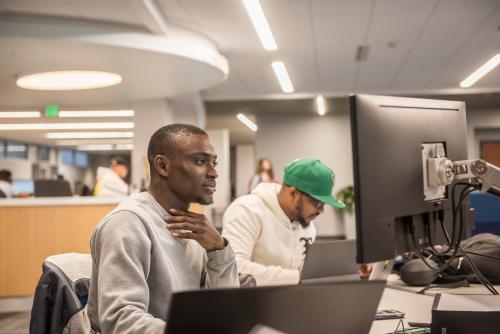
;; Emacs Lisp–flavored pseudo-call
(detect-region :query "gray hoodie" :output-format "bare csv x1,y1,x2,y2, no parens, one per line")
88,191,239,334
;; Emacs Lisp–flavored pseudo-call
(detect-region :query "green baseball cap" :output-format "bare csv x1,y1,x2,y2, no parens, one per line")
283,158,345,209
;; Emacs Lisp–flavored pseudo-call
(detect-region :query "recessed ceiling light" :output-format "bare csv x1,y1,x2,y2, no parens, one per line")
460,54,500,88
237,113,258,132
242,0,278,51
315,95,326,116
59,110,135,118
47,131,134,139
0,111,41,118
16,71,122,91
271,61,294,93
0,122,134,130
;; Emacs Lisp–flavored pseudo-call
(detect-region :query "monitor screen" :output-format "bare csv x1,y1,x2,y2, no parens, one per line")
11,180,34,195
350,94,472,263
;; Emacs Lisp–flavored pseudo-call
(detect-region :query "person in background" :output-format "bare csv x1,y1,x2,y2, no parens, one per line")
94,156,129,197
248,158,275,192
0,169,29,198
87,124,239,333
223,158,346,286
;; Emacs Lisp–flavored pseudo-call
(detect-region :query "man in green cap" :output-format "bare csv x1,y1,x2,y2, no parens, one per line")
222,158,345,286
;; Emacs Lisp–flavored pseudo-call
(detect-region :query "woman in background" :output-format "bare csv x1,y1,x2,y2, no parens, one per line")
249,158,275,192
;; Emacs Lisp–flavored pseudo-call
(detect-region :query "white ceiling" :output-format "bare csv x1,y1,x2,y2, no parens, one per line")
1,0,499,100
0,0,499,146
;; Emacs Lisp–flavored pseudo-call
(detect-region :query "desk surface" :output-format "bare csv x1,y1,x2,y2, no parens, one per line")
369,287,433,334
386,274,500,296
0,196,124,207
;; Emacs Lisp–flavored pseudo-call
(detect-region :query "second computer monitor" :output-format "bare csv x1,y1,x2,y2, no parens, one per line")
350,94,471,263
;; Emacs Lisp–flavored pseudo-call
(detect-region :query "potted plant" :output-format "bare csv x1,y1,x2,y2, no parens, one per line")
335,185,356,238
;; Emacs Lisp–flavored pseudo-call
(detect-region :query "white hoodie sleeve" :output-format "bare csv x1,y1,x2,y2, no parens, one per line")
222,203,300,286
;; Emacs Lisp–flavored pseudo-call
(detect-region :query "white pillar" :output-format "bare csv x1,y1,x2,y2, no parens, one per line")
235,145,255,198
131,99,175,189
171,92,206,128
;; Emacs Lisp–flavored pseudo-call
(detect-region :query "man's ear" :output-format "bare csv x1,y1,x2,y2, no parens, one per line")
287,186,299,198
154,155,170,178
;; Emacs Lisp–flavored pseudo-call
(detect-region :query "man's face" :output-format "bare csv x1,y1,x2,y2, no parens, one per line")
291,190,325,227
167,134,218,205
112,164,129,179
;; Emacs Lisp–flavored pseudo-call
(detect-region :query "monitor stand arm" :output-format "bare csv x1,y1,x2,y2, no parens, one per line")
452,159,500,195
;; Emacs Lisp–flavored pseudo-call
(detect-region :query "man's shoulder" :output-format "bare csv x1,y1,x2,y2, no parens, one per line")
226,193,264,212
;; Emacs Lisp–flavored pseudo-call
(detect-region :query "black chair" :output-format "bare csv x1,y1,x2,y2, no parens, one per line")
34,180,72,197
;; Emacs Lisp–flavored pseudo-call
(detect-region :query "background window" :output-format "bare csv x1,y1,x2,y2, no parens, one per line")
74,151,88,167
60,149,73,165
38,147,49,161
6,141,27,159
0,140,5,158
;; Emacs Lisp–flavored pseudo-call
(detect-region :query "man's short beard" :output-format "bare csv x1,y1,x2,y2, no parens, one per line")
297,217,310,228
195,195,213,205
294,201,310,228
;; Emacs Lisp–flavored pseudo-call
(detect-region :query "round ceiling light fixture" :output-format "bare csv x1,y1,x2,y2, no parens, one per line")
16,71,122,91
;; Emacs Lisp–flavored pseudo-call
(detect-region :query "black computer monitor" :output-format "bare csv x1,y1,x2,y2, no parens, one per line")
34,180,73,197
350,94,472,263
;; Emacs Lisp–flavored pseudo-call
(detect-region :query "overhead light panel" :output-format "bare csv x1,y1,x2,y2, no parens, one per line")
242,0,278,51
77,144,115,151
315,95,326,116
77,143,134,151
0,111,40,118
115,143,134,150
56,139,133,146
237,113,258,132
271,61,294,93
59,110,135,118
0,122,134,130
47,131,134,139
460,54,500,88
16,71,122,91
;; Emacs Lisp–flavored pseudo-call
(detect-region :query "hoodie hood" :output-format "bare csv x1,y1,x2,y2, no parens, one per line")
251,182,291,227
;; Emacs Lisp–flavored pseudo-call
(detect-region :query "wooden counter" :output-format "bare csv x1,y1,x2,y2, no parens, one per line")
0,197,123,297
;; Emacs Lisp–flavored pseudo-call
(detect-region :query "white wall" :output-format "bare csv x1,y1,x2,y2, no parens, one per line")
206,129,231,209
235,145,255,198
465,108,500,159
0,157,32,179
255,111,353,237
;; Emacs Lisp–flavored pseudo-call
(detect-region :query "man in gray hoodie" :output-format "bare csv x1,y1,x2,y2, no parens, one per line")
88,124,239,334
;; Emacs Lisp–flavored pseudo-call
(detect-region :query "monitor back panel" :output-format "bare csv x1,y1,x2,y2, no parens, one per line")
166,280,385,334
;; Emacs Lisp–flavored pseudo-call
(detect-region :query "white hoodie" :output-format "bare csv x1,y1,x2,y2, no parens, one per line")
222,182,316,286
95,166,129,197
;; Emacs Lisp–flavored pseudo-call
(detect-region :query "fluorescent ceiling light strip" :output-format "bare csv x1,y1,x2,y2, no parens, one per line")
77,144,115,151
115,144,134,150
315,95,326,116
56,139,133,146
460,54,500,88
0,122,134,130
271,61,294,93
47,131,134,139
237,113,258,132
0,111,41,118
242,0,278,51
16,71,122,91
59,110,135,118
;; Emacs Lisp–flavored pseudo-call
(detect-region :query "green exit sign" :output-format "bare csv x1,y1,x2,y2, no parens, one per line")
44,104,60,118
